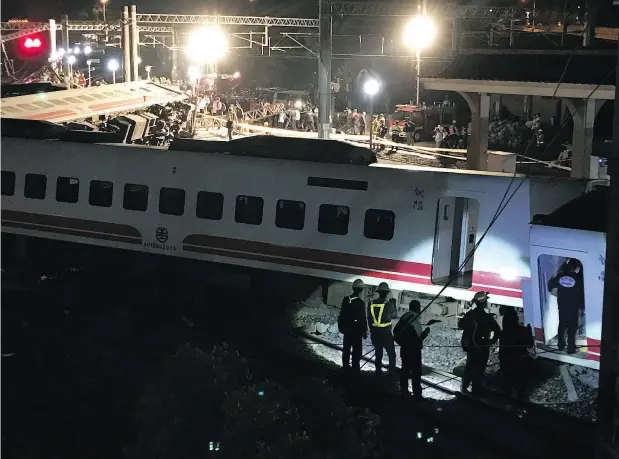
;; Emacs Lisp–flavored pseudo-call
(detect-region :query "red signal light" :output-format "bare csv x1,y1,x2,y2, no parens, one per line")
24,37,42,48
17,33,46,59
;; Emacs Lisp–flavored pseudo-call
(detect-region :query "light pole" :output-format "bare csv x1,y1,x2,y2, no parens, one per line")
101,0,108,42
67,54,76,79
188,66,202,136
363,78,380,150
107,59,119,84
86,59,92,86
404,15,436,106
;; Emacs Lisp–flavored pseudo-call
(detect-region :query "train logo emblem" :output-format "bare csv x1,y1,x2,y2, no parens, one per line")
156,227,169,243
559,276,575,288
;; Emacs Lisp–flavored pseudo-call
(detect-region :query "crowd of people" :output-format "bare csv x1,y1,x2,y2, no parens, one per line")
338,281,536,400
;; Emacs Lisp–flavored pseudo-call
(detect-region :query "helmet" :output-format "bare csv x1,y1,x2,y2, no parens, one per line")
377,282,390,293
352,279,365,289
473,291,489,303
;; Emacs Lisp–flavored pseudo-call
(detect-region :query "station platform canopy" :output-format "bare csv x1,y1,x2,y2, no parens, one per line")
421,51,616,178
0,81,188,124
422,51,616,100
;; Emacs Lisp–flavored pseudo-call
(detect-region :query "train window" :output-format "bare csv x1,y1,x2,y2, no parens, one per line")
16,104,37,111
307,176,368,191
196,191,224,220
275,199,306,230
89,180,114,207
318,204,350,235
123,183,149,211
56,177,80,203
159,187,186,216
364,209,395,241
235,195,263,225
49,99,68,106
1,171,16,196
24,173,47,200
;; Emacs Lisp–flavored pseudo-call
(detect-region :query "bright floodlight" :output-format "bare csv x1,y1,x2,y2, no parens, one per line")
107,59,119,71
363,78,380,96
294,99,303,109
73,46,80,54
233,71,240,78
186,27,228,62
187,66,201,81
57,48,65,55
84,45,92,55
67,55,76,65
404,15,436,51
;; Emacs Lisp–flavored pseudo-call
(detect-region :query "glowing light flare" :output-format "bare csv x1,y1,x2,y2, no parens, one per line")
67,55,76,65
107,59,119,71
294,99,303,109
24,37,42,48
404,15,437,51
186,27,228,62
363,78,380,96
233,71,240,79
84,45,92,55
187,66,201,81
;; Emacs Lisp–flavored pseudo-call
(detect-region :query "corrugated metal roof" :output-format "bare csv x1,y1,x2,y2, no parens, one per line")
0,81,188,123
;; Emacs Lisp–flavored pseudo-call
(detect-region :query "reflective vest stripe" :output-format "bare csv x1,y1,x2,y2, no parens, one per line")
370,303,391,328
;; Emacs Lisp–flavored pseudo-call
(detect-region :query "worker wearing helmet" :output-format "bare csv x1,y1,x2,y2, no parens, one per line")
367,282,397,375
338,279,368,374
458,291,501,394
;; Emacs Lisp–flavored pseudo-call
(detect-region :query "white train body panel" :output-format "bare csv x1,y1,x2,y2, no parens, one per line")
1,137,592,335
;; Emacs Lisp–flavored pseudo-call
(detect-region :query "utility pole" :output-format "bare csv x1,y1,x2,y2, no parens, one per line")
596,37,619,459
317,0,332,139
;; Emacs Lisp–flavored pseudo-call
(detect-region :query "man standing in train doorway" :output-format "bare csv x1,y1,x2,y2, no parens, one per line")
548,259,584,354
368,282,397,375
338,279,368,376
459,291,501,394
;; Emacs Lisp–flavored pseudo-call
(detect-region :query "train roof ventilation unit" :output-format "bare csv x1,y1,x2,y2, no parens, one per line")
169,135,377,166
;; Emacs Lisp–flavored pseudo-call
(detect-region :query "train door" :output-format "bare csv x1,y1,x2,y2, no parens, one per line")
432,196,479,288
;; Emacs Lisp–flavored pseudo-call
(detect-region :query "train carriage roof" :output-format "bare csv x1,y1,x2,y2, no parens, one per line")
531,186,608,233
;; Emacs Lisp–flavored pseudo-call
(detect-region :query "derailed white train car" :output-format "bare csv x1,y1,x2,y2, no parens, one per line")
526,187,607,369
0,134,599,366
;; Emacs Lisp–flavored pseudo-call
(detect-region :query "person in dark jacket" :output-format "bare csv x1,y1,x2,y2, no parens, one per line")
338,279,368,373
459,291,501,394
394,300,430,399
403,117,416,146
499,307,534,399
548,259,584,354
368,282,397,375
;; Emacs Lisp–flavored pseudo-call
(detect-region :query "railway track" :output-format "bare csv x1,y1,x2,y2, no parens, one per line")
289,328,595,459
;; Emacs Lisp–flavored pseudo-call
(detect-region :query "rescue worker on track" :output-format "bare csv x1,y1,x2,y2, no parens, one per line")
499,307,534,399
459,291,501,394
226,103,238,141
394,299,430,399
338,279,368,374
368,282,397,375
548,259,584,354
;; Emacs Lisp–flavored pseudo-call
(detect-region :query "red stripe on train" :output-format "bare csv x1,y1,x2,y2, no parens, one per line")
183,234,524,298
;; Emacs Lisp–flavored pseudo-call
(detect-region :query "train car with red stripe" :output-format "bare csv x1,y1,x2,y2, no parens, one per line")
0,135,602,368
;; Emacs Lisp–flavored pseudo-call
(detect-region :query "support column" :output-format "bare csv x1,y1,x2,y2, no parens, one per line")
451,18,459,52
61,15,70,77
49,19,57,60
523,95,533,119
318,0,332,139
462,92,490,171
595,38,619,459
122,6,131,83
566,98,596,178
171,30,179,81
130,5,139,81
